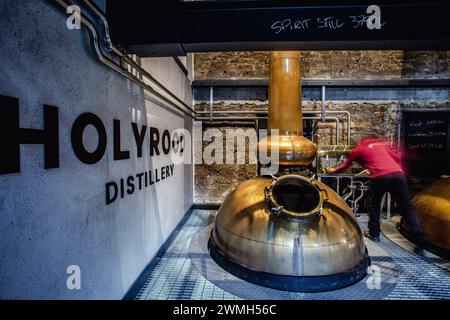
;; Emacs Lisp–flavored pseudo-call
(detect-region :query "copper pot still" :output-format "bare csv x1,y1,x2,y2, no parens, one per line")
400,177,450,259
208,51,369,292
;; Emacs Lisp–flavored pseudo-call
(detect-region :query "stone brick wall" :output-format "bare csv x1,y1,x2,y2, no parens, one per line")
195,100,400,145
194,102,260,203
193,51,450,203
194,51,450,80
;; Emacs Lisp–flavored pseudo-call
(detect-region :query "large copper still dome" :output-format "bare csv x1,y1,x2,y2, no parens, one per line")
209,174,369,291
208,51,369,291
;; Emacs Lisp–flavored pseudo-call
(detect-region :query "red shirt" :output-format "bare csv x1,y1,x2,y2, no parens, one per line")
334,138,404,178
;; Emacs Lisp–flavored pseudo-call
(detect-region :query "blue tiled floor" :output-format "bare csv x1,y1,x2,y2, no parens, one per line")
135,210,238,300
135,210,450,300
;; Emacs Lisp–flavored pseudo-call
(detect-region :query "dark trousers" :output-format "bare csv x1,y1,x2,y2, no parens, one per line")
368,173,424,242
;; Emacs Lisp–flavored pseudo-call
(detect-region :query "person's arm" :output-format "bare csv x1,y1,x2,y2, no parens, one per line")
327,148,360,174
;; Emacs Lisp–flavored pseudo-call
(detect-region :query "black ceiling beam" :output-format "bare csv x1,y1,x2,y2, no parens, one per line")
107,0,450,57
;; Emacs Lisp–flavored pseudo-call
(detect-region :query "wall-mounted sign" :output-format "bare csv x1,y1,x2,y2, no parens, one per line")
0,94,184,205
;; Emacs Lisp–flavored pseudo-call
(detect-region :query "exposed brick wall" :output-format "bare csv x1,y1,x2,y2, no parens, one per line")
193,100,398,203
194,100,450,203
194,52,270,80
193,123,258,203
194,163,257,204
194,51,450,80
315,101,398,145
193,51,450,203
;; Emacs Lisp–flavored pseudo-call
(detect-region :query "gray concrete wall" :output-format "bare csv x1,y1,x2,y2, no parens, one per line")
0,0,193,299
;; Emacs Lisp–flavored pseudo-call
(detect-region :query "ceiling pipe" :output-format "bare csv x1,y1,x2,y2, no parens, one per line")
54,0,196,118
81,0,196,115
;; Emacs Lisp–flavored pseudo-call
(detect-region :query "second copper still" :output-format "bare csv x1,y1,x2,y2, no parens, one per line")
208,51,369,292
399,177,450,259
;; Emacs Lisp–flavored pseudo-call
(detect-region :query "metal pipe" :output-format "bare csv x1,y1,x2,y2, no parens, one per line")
56,0,195,118
351,181,367,214
83,0,196,114
75,0,196,116
342,183,356,202
196,117,268,121
303,116,340,145
81,0,114,51
197,110,268,114
386,192,391,220
209,87,214,121
122,55,196,114
325,110,352,145
196,116,337,122
196,116,340,145
196,109,350,118
321,85,326,122
312,116,340,145
196,116,336,120
196,109,351,144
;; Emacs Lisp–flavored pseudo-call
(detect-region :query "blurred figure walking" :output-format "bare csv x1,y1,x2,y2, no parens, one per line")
326,136,424,247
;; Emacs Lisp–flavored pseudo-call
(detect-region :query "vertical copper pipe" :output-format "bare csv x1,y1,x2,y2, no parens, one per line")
258,51,316,167
268,51,302,136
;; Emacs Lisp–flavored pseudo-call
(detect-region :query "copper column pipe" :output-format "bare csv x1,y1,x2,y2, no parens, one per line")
268,51,303,135
259,51,317,167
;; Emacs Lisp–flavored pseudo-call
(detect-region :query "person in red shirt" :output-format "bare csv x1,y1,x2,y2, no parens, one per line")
326,136,424,245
